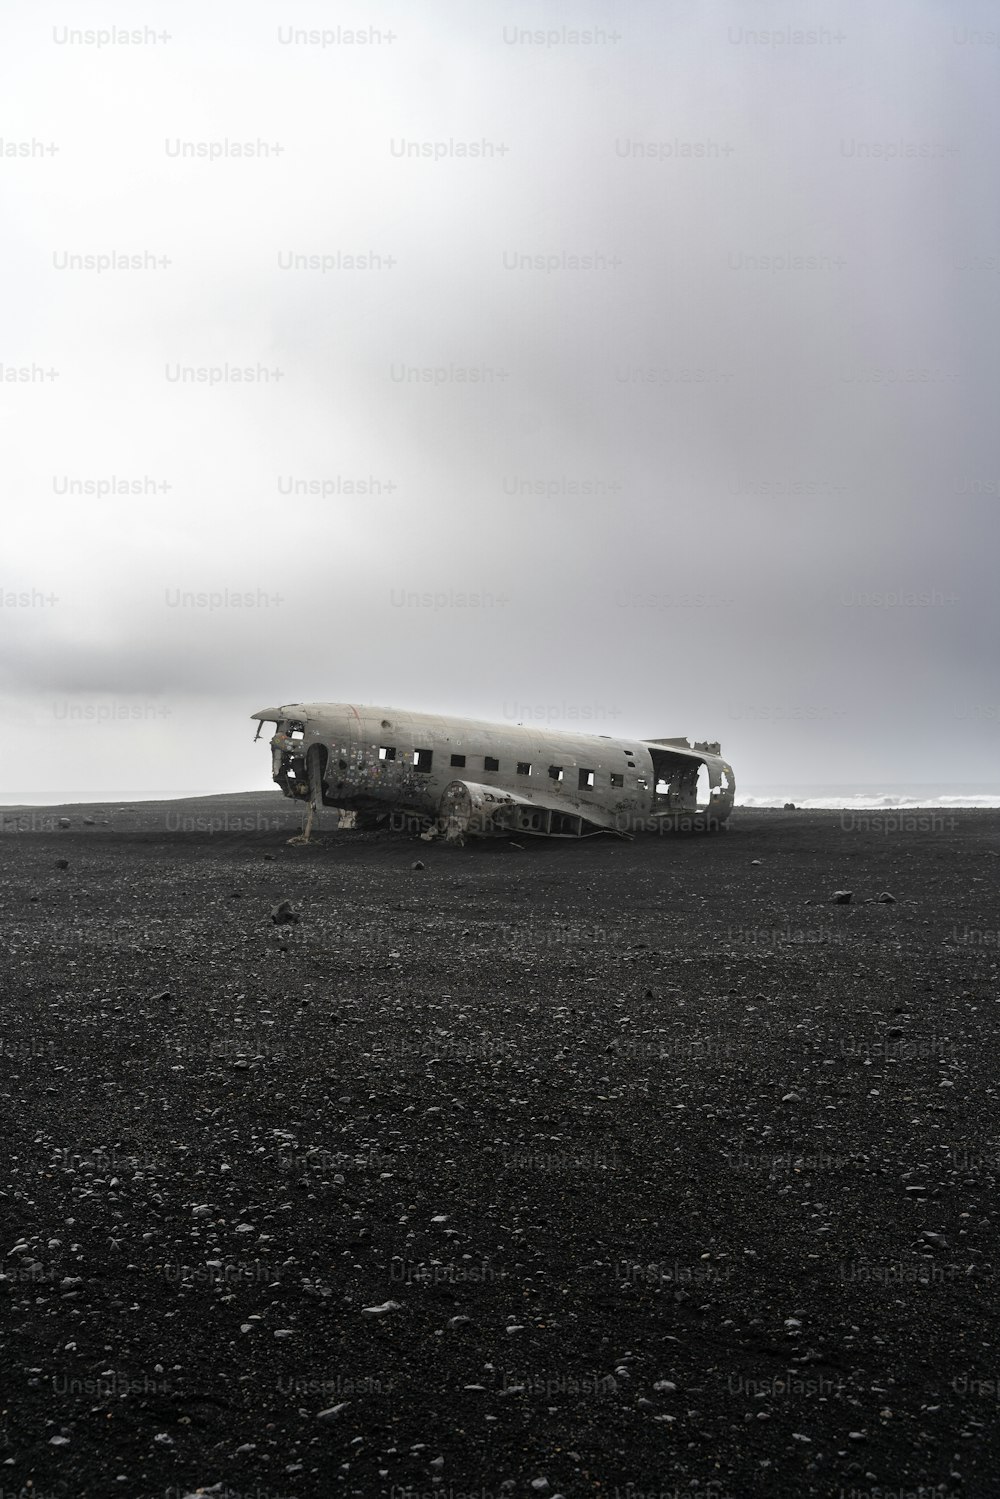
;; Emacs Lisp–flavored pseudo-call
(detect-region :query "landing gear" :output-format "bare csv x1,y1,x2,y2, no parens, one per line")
287,745,326,845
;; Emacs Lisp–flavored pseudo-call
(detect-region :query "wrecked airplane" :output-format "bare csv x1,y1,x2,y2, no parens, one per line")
253,703,735,843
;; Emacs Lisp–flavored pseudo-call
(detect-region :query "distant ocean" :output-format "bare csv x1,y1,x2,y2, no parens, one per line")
736,783,1000,810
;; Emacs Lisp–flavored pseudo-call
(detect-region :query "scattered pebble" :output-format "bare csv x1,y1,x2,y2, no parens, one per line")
271,899,301,926
317,1403,350,1421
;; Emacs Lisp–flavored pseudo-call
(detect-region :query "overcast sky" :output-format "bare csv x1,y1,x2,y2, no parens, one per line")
2,0,998,800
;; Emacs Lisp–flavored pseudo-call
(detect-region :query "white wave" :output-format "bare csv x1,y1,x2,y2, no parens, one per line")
737,793,1000,810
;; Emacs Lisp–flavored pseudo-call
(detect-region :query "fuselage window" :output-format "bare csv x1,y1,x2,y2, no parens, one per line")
610,772,624,788
414,748,433,772
484,756,500,772
450,753,466,768
579,768,595,790
517,762,532,776
378,745,396,761
548,766,563,782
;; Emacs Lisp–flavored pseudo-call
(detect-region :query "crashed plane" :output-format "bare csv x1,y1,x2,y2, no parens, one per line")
252,703,735,842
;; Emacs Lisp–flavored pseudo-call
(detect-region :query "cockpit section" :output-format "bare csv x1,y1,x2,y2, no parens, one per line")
272,721,309,797
252,710,311,798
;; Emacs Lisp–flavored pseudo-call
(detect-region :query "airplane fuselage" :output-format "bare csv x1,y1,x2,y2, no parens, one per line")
252,702,735,839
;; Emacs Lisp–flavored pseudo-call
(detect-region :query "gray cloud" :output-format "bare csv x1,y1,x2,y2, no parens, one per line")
2,0,998,799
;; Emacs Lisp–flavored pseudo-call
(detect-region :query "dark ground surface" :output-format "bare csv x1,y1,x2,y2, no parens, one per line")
1,793,999,1499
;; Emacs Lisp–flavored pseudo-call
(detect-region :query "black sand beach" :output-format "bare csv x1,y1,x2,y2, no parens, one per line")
1,795,999,1498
